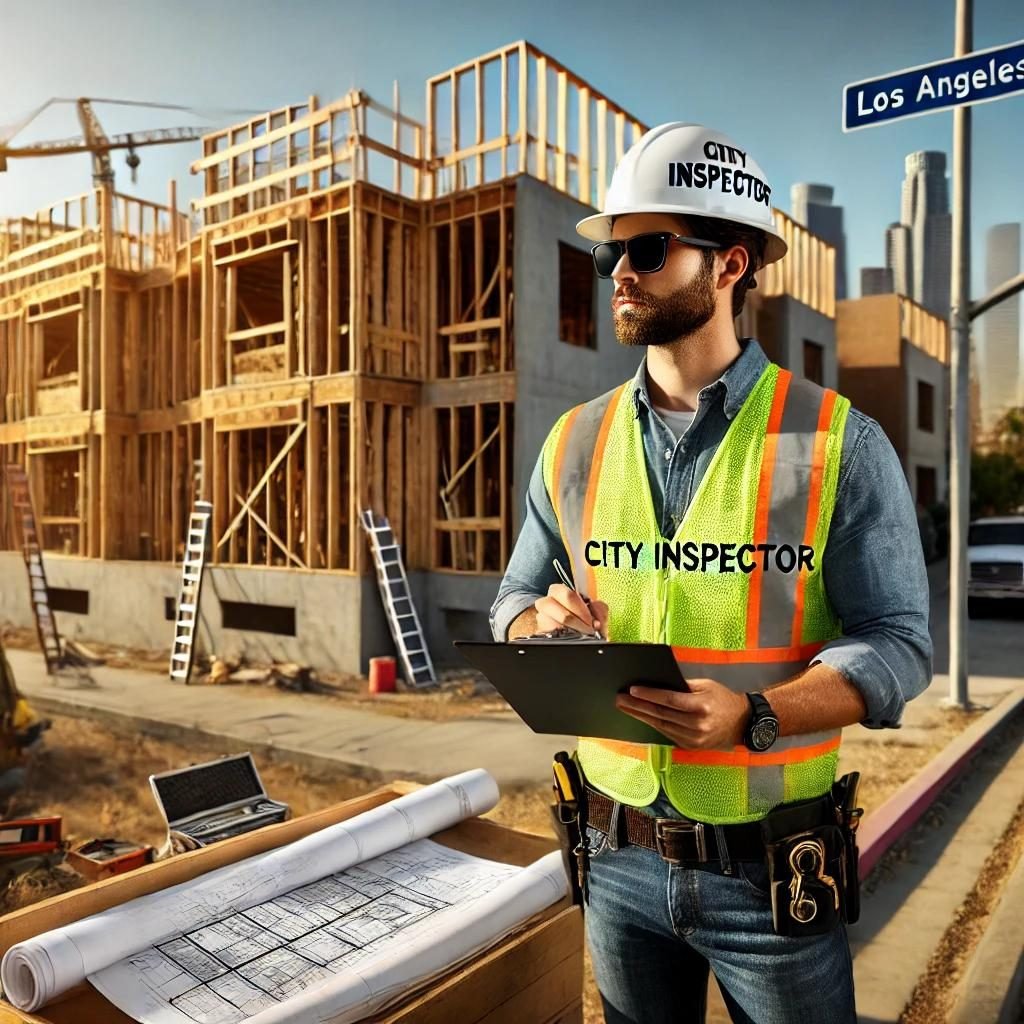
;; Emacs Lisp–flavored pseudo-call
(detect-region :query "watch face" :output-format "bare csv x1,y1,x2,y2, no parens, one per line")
750,717,779,751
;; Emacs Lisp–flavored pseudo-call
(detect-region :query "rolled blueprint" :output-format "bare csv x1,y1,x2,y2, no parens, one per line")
1,769,499,1012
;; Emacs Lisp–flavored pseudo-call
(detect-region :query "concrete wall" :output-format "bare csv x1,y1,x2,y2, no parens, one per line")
903,340,948,504
757,296,838,389
0,552,381,676
512,175,642,531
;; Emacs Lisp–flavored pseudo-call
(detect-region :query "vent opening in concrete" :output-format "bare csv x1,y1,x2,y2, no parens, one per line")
48,587,89,615
221,600,296,636
164,596,177,621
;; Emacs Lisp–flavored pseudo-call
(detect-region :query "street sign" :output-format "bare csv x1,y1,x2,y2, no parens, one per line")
843,37,1024,131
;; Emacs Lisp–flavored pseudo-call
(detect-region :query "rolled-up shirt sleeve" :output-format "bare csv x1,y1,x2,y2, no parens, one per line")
812,414,933,728
489,443,570,641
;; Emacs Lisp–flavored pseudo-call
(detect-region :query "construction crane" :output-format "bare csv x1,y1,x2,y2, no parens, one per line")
0,97,257,188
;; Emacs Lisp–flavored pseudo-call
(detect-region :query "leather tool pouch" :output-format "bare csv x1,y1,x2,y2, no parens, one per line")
761,796,847,937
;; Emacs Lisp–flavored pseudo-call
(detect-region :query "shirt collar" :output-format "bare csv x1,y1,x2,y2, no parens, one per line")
630,338,770,421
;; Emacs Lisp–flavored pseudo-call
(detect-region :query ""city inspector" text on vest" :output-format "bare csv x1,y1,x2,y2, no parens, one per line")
584,540,816,573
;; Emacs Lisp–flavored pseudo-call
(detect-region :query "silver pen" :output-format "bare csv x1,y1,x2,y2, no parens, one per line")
553,558,604,639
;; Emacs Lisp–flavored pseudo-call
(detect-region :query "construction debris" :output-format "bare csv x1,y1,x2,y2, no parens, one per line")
65,838,153,882
60,638,106,667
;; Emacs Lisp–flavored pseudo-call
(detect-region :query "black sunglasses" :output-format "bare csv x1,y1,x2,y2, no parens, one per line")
590,232,723,279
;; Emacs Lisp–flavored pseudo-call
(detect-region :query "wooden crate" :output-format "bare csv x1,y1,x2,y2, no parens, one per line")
0,781,583,1024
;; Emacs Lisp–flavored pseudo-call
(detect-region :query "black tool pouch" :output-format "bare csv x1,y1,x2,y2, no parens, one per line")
761,797,847,937
548,801,586,909
832,772,863,925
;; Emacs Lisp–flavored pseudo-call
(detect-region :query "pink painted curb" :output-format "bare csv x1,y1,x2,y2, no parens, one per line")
857,686,1024,879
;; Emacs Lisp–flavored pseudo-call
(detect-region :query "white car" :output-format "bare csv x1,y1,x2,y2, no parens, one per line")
967,516,1024,617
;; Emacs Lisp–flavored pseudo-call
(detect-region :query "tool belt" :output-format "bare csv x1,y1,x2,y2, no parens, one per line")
564,770,863,936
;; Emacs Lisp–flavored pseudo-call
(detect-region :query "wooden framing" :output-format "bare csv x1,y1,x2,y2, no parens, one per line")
426,41,646,208
0,44,830,585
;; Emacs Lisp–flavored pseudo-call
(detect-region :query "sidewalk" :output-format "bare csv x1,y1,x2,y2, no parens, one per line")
8,645,1021,789
7,647,574,788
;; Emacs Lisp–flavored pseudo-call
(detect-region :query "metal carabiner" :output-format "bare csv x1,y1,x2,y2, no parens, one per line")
787,837,840,920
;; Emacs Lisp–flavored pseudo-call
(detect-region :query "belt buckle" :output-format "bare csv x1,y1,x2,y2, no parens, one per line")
655,819,708,864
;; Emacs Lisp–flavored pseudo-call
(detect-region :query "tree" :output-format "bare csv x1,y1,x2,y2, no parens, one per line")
972,407,1024,516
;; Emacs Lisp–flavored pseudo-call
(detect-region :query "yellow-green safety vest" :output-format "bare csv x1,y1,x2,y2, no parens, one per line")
541,362,851,824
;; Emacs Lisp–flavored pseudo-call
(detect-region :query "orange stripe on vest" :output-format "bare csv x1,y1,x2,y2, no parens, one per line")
670,734,842,767
745,370,791,647
669,641,826,664
580,383,627,597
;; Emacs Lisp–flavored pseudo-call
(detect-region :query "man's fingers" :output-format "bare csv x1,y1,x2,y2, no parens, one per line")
548,583,600,624
625,686,703,712
535,594,598,634
616,694,703,733
616,705,702,746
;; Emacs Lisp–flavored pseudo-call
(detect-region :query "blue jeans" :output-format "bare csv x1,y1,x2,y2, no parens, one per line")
582,805,857,1024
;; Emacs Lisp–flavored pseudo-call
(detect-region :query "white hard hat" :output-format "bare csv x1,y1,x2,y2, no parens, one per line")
576,122,788,265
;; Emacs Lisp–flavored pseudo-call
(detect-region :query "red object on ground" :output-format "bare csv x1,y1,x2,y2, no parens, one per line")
368,656,397,694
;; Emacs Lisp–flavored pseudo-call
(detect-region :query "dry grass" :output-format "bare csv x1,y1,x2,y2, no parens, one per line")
899,799,1024,1024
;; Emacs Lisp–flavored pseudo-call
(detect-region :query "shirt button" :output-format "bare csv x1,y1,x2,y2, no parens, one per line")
664,448,672,461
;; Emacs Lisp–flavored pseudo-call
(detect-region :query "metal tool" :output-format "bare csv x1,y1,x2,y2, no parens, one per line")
552,559,603,638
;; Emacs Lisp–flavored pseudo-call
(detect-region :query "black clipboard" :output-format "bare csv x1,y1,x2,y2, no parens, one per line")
454,640,689,744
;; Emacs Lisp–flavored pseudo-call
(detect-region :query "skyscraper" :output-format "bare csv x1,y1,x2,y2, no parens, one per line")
861,267,894,296
885,223,912,297
790,183,847,300
981,223,1021,431
900,152,951,316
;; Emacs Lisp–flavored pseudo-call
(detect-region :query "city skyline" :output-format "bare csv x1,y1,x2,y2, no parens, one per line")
791,182,848,301
981,222,1022,429
1,0,1022,305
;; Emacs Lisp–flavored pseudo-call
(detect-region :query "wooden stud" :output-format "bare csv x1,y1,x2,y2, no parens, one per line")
517,42,528,173
555,71,567,192
536,56,548,182
578,86,591,205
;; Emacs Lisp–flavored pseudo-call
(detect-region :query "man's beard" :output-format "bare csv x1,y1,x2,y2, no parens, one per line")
613,260,717,347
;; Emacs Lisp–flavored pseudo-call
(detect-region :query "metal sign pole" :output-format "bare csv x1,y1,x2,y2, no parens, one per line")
948,0,972,708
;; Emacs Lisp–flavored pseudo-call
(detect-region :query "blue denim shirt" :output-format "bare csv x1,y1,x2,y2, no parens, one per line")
489,339,933,729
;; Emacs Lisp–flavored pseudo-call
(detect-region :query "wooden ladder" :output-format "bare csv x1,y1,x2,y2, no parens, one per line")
4,463,63,674
360,509,436,688
169,500,213,683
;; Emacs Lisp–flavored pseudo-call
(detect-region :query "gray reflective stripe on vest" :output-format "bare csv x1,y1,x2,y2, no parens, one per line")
757,375,829,649
670,654,838,754
556,385,621,587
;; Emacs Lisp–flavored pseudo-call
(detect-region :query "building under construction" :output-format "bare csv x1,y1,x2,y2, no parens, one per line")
0,42,840,674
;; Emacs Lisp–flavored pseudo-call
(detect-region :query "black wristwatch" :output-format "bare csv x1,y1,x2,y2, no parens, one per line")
744,692,779,752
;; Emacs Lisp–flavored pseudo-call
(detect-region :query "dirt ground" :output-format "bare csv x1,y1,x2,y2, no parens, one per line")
0,624,990,1024
0,700,986,1024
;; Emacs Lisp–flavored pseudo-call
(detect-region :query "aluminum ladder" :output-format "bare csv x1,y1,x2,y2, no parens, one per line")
360,509,436,688
5,464,63,674
169,500,213,683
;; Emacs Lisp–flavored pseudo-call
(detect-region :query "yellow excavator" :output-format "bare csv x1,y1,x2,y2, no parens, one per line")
0,637,48,802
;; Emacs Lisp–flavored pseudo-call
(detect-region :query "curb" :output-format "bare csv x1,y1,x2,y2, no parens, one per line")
948,850,1024,1024
857,686,1024,879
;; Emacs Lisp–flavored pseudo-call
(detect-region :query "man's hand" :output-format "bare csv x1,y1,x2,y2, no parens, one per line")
615,678,751,749
533,584,609,637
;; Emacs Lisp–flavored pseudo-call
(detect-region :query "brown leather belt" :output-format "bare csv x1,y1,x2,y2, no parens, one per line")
585,786,768,865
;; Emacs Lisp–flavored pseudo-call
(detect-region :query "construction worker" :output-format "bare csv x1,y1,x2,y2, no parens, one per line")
489,123,931,1023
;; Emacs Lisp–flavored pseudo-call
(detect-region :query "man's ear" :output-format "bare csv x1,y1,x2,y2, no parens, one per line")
717,244,749,287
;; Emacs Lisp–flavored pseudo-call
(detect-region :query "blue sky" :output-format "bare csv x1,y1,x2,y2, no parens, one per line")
1,0,1022,299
